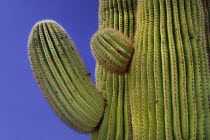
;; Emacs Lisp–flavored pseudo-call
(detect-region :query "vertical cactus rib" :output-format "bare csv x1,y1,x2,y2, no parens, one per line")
109,0,114,28
128,0,144,139
105,0,110,28
107,75,118,139
95,64,101,87
141,0,149,139
206,0,210,25
117,0,124,32
159,0,173,139
99,0,104,28
201,0,210,138
96,71,112,139
115,76,124,139
135,0,142,31
127,0,134,38
172,0,189,139
98,65,108,96
131,0,145,139
123,75,132,140
147,0,156,139
178,0,199,138
153,0,165,139
136,3,145,139
165,0,182,139
196,0,210,139
122,0,128,35
186,0,208,139
113,0,119,29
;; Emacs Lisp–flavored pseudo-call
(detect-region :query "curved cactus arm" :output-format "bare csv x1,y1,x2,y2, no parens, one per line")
91,28,134,74
28,20,105,133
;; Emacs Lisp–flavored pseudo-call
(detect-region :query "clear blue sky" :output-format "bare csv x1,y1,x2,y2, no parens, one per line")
0,0,99,139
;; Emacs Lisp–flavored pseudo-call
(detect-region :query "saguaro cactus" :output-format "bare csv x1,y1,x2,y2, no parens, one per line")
28,0,210,139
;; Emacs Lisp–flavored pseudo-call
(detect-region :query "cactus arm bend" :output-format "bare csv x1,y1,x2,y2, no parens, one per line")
28,20,105,133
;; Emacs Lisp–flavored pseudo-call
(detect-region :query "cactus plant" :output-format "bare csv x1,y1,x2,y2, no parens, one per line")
28,0,210,139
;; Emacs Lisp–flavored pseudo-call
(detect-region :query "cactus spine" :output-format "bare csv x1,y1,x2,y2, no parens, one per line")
28,0,210,139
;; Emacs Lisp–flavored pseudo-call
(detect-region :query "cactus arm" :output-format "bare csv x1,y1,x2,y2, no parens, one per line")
28,20,105,133
29,39,89,132
91,29,133,74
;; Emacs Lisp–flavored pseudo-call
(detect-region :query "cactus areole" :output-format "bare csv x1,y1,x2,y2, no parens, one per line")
28,0,210,139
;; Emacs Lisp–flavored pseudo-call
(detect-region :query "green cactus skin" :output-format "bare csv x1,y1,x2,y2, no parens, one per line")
91,28,133,74
28,0,210,140
28,20,105,133
128,0,210,140
89,0,136,139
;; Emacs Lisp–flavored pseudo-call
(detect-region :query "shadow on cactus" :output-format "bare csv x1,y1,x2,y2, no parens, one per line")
28,0,210,139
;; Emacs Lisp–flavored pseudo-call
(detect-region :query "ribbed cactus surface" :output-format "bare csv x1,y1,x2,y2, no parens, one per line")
28,20,105,133
91,29,133,74
28,0,210,139
129,0,210,139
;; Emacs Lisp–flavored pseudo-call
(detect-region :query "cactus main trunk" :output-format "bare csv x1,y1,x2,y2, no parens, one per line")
128,0,210,139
